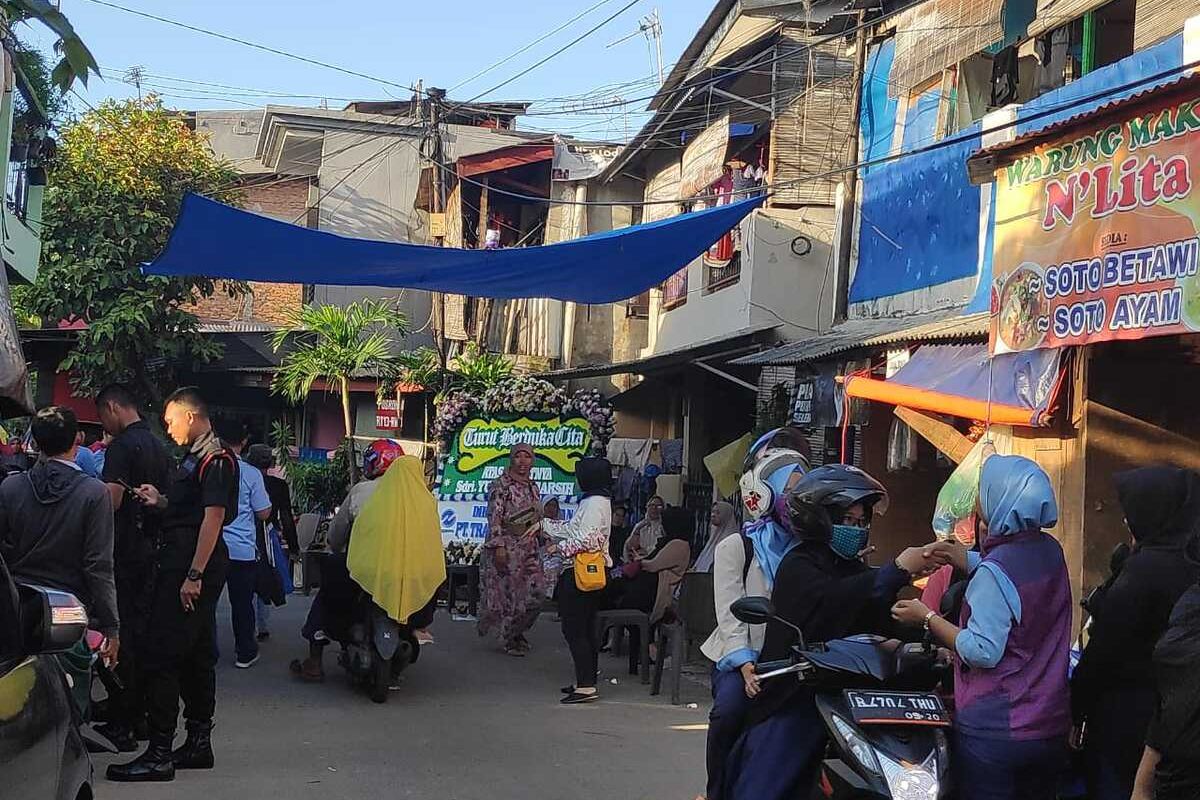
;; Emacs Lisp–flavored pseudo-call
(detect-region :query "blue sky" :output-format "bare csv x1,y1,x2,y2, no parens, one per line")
26,0,714,142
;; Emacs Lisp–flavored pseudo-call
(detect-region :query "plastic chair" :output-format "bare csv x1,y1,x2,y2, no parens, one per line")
594,608,651,684
445,564,480,618
295,513,322,595
296,514,320,550
652,572,716,704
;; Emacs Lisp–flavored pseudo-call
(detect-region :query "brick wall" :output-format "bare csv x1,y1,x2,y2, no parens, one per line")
191,177,308,325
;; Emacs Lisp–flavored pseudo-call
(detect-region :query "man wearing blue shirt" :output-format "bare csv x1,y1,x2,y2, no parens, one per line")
74,430,102,478
218,423,271,669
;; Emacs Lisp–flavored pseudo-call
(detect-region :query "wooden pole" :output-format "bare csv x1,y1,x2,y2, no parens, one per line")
428,87,450,391
833,12,868,324
475,177,493,347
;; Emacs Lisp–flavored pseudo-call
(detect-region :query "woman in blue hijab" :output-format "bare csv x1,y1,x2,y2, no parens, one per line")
894,455,1072,800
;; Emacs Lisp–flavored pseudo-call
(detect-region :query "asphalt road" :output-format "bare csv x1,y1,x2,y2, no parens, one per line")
93,595,711,800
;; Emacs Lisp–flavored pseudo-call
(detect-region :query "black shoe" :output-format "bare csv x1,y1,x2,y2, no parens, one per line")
561,685,575,694
94,722,139,753
561,690,599,704
172,720,214,770
106,734,176,782
257,630,271,641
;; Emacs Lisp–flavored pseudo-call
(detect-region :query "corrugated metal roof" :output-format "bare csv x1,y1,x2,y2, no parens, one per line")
966,71,1200,183
540,324,780,381
861,311,989,349
198,319,281,333
731,310,987,366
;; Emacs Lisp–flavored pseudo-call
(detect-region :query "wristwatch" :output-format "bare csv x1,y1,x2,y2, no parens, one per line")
186,568,203,582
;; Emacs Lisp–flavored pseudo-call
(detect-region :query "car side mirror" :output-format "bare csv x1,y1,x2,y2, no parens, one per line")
731,596,776,625
18,584,88,655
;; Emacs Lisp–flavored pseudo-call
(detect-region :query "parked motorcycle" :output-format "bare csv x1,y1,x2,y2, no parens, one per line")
732,597,952,800
336,595,422,704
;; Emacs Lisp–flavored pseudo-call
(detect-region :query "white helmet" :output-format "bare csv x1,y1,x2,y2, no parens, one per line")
739,448,808,521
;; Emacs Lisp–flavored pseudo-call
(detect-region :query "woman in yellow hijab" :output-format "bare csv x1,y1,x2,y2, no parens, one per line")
346,454,447,627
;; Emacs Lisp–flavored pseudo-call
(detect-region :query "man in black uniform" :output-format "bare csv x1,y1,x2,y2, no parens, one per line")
107,388,238,783
94,383,172,752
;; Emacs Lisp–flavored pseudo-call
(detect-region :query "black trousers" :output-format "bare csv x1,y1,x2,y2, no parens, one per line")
111,567,150,729
140,565,227,737
556,570,607,688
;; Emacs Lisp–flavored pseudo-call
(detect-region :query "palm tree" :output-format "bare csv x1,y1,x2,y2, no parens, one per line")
271,299,410,482
2,1,99,90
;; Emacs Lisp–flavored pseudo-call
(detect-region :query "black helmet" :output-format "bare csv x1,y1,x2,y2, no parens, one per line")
786,464,889,534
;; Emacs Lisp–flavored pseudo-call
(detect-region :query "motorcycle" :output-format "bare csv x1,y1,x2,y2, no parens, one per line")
336,594,422,704
732,597,952,800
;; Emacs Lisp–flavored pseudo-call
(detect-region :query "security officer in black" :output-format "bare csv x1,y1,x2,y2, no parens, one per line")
108,388,238,783
95,382,172,751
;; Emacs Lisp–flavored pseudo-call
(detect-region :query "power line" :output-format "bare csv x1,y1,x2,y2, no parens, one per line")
70,0,1189,215
419,55,1200,208
81,0,420,94
458,0,644,106
448,0,624,93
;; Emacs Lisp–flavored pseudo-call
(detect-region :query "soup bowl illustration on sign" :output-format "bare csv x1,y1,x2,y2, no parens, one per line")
997,263,1048,351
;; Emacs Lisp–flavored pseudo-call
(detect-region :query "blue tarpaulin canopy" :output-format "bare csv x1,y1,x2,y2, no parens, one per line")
144,192,765,303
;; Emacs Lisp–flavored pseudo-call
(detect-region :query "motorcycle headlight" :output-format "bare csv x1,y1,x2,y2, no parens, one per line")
830,715,881,776
877,751,940,800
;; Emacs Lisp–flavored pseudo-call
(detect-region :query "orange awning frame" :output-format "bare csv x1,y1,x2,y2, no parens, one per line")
843,375,1049,427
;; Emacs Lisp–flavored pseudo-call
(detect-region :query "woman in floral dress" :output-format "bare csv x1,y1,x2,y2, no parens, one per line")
478,443,546,655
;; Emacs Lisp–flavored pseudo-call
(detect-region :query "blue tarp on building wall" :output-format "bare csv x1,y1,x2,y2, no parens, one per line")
144,192,764,303
901,84,942,152
850,122,983,303
861,39,899,174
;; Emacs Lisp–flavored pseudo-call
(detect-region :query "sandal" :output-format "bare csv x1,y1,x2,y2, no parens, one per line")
289,657,325,682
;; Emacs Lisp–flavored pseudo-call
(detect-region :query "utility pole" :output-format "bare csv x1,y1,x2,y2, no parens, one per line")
607,9,665,86
124,65,145,99
833,13,868,324
427,86,450,384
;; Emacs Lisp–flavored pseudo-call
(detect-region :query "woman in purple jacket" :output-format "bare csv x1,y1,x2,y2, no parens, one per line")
894,455,1071,800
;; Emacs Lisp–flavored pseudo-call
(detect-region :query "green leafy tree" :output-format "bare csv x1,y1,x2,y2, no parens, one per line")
2,0,99,90
271,299,410,481
450,342,514,395
380,342,513,402
27,97,245,401
10,41,64,145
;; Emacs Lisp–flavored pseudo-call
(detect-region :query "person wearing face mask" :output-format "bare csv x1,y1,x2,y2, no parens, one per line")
698,450,806,800
892,455,1071,800
725,464,944,800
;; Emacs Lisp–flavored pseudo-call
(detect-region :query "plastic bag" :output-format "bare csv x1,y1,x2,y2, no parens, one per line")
887,418,919,472
932,439,995,541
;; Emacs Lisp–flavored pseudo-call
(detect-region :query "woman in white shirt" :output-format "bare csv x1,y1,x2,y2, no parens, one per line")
542,457,613,704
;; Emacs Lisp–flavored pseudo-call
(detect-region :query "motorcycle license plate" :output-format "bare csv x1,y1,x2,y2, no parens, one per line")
843,690,950,726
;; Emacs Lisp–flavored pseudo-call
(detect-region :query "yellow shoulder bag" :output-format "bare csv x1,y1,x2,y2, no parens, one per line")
574,551,607,592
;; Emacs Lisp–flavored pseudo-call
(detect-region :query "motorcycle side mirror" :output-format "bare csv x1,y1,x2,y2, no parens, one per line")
731,596,776,625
